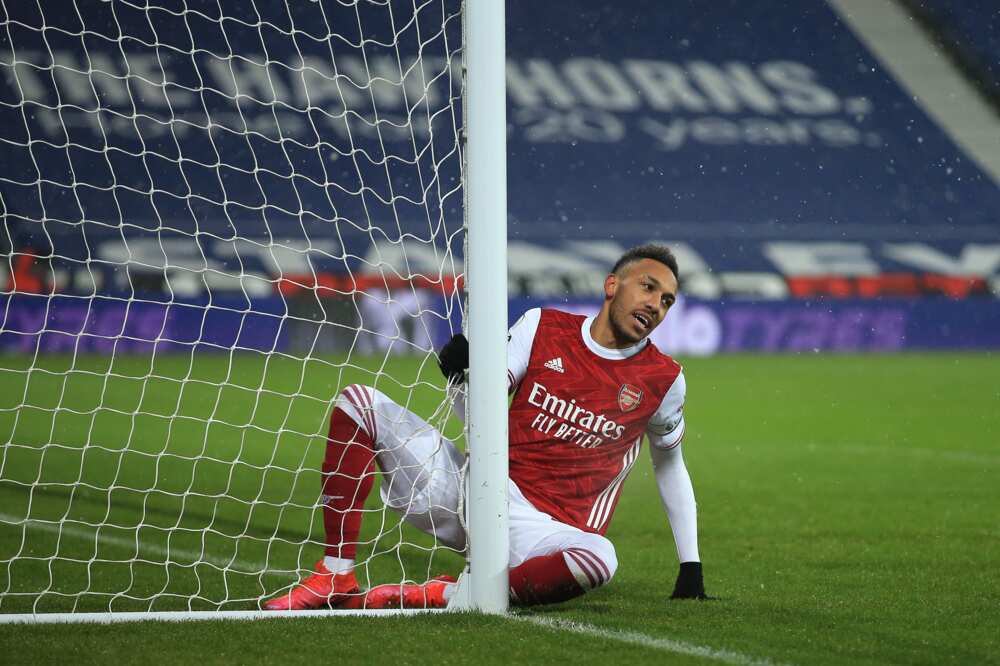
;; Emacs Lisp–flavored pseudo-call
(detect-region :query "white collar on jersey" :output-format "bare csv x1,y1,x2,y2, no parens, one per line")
581,315,648,360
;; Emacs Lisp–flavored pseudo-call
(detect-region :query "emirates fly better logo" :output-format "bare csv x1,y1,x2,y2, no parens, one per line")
618,384,643,412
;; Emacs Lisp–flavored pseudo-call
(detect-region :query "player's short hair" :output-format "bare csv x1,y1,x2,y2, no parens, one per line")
611,244,679,281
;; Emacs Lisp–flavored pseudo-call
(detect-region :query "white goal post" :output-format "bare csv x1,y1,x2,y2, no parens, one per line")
463,0,508,615
0,0,507,621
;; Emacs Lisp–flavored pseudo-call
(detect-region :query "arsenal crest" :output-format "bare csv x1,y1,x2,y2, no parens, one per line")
618,384,643,412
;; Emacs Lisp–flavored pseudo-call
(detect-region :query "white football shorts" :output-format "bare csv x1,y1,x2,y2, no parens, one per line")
335,384,617,569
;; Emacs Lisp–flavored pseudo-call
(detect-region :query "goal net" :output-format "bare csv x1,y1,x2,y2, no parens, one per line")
0,0,503,619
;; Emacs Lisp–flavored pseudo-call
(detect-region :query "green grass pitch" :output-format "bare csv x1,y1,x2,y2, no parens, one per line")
0,351,997,665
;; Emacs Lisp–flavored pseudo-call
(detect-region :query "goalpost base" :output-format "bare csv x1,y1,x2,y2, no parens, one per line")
0,571,484,624
0,608,443,625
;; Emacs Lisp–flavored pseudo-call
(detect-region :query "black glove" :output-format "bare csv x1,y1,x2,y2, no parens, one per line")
670,561,711,600
438,333,469,384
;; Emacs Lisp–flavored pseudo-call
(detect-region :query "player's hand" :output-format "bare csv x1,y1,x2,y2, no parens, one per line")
438,333,469,384
670,561,712,600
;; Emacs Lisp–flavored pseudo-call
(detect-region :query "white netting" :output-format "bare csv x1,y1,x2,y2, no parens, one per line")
0,0,467,614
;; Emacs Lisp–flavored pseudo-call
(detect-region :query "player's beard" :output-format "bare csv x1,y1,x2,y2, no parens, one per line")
608,299,646,346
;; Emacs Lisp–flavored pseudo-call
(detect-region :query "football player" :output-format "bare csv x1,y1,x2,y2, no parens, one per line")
264,244,708,610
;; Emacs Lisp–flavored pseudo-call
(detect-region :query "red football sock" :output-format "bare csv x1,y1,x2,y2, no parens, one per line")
321,408,376,560
508,551,587,606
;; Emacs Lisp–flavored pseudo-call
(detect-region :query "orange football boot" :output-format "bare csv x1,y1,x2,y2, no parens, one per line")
263,560,360,610
360,575,457,609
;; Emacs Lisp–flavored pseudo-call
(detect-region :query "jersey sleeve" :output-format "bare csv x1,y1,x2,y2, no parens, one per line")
646,370,686,450
507,308,541,392
650,443,700,563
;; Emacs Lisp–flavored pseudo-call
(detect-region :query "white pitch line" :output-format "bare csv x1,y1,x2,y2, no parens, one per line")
0,512,268,574
514,615,792,666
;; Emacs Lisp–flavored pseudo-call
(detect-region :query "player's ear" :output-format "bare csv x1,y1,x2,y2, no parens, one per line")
604,273,617,300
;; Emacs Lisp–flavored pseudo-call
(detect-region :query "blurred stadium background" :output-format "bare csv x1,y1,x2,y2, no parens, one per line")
1,0,998,663
5,0,1000,354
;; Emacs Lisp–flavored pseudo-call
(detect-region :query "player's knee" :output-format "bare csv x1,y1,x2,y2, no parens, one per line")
565,536,617,591
589,537,618,585
334,384,386,441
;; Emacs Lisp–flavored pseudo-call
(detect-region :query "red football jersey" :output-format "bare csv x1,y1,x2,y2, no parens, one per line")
507,309,682,534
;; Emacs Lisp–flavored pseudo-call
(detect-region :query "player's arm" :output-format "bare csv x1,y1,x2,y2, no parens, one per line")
437,308,541,421
437,308,539,388
647,372,710,600
505,308,540,393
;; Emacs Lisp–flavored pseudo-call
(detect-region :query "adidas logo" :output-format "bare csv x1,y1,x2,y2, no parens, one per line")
544,357,565,373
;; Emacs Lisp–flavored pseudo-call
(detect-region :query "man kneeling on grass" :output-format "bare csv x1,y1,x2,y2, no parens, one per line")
264,244,710,610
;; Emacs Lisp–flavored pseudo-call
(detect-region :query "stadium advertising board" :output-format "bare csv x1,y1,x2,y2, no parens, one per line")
4,293,1000,354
